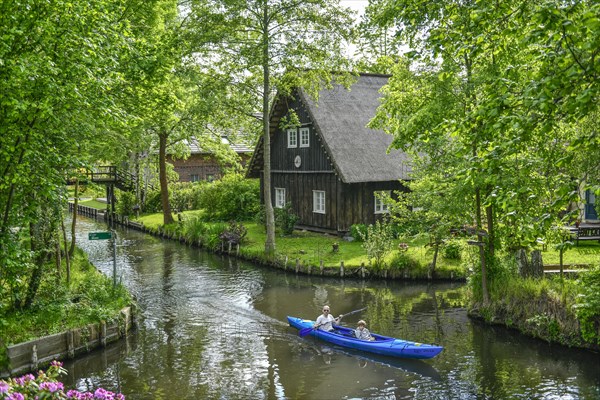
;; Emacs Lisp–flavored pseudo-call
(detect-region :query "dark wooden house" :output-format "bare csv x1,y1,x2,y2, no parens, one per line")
247,73,412,234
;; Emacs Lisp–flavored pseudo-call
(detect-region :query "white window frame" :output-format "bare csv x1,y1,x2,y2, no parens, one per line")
299,127,310,148
287,128,297,148
313,190,325,214
275,188,286,209
374,190,391,214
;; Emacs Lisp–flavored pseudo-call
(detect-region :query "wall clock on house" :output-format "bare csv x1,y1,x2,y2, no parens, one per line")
294,155,302,168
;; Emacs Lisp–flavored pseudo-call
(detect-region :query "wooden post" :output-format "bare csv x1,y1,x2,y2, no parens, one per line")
67,330,75,358
100,321,107,347
361,262,365,279
295,258,300,273
308,264,312,275
340,261,344,277
320,260,324,275
31,344,38,370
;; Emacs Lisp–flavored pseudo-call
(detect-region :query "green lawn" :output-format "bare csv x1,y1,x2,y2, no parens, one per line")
78,199,108,209
136,211,465,276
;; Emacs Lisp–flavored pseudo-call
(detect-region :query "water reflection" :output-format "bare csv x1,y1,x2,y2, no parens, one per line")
66,218,600,399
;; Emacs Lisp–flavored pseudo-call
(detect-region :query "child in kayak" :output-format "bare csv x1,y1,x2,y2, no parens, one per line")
355,320,374,340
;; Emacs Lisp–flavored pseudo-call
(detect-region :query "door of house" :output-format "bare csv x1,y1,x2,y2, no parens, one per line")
585,189,598,220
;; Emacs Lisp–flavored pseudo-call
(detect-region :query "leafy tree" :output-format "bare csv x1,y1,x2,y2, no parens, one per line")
187,0,356,255
363,0,599,303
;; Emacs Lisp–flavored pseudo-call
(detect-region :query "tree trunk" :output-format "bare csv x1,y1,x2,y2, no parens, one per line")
429,243,439,279
69,178,78,257
475,186,489,304
262,2,275,255
516,248,529,277
159,132,174,225
55,227,61,279
61,218,71,285
530,250,543,278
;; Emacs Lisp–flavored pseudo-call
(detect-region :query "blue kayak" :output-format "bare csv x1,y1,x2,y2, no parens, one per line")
287,316,443,360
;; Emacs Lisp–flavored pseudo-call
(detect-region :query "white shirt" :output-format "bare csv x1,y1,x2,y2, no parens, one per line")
315,314,335,331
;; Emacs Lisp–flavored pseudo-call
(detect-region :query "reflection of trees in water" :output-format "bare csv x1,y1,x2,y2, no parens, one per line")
365,285,466,342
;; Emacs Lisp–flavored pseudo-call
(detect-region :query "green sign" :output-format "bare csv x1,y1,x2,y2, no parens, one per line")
88,231,112,240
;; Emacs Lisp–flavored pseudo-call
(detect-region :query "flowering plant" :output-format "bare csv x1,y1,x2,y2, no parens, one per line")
0,361,124,399
398,242,409,253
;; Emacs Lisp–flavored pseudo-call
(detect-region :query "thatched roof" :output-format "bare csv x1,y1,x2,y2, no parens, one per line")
247,73,411,183
300,74,410,183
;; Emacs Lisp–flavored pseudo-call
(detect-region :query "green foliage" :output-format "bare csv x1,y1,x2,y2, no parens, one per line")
170,181,206,212
198,174,260,221
0,248,131,345
359,219,395,270
219,221,248,246
573,266,600,344
144,189,164,213
350,224,368,242
389,252,420,271
275,203,299,236
181,217,226,250
443,239,464,260
116,190,136,216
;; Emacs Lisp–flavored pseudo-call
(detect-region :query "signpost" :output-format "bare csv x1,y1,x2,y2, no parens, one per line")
88,231,117,288
88,231,112,240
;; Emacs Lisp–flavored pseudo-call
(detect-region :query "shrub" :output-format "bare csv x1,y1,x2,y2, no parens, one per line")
574,266,600,344
350,224,368,242
219,221,248,246
389,252,421,271
199,174,260,221
443,238,464,260
275,203,299,235
170,181,206,212
359,219,395,270
116,191,136,217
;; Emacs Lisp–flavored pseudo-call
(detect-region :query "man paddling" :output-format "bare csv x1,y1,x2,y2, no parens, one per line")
314,305,343,332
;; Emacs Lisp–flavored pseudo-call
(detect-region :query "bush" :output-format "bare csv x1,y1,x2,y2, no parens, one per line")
219,221,248,246
170,181,206,212
389,252,421,271
116,190,136,217
199,174,260,221
443,238,464,260
275,203,299,235
182,218,226,250
143,189,163,213
360,220,395,270
350,224,368,242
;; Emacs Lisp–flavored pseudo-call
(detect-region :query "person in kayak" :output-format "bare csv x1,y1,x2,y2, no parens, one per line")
314,306,343,332
354,320,374,341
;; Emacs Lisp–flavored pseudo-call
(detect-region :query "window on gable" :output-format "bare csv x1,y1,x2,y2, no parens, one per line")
275,188,286,209
374,190,391,214
313,190,325,214
287,128,297,148
299,127,310,148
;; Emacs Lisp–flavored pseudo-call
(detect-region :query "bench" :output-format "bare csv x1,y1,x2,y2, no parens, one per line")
573,227,600,246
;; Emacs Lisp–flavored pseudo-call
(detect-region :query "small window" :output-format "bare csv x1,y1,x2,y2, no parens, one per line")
287,128,297,148
374,191,391,214
275,188,286,209
313,190,325,214
206,175,214,182
299,127,310,148
190,174,200,182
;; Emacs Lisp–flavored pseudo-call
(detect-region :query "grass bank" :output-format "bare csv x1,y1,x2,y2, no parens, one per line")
0,248,132,347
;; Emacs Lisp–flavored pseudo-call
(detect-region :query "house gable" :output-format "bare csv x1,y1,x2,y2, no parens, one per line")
269,95,335,174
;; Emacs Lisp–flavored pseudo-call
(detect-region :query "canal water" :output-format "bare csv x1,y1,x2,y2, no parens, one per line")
63,218,599,399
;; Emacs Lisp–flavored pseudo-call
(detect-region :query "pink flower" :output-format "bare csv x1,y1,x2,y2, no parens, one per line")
0,381,9,393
